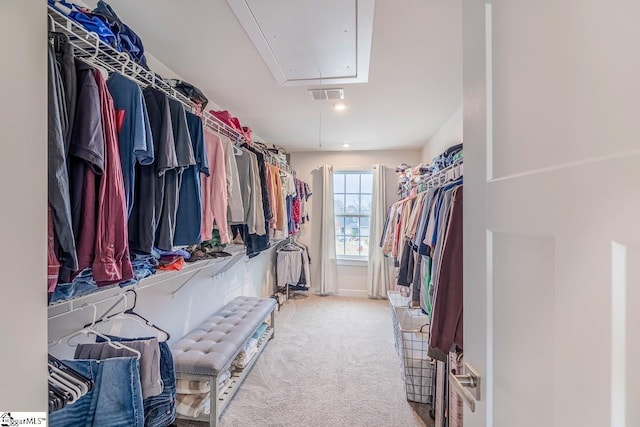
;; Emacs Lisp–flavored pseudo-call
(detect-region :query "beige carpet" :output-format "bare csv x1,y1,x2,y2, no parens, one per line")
177,295,433,427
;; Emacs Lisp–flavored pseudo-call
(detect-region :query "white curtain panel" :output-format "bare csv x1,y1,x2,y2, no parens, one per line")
317,164,338,295
367,164,390,298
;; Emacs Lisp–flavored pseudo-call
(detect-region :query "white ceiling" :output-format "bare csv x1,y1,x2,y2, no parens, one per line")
227,0,374,86
83,0,462,153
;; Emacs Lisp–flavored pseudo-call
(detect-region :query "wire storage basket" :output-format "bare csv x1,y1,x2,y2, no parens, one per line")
388,291,434,404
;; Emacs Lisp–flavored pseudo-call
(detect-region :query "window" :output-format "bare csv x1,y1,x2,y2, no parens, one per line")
333,170,373,258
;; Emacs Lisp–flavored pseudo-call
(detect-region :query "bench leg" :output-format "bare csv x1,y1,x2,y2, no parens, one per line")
270,308,275,340
210,374,218,427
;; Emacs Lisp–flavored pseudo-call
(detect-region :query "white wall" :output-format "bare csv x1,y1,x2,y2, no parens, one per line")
290,149,420,297
145,53,269,143
421,105,463,163
49,246,278,358
0,0,47,412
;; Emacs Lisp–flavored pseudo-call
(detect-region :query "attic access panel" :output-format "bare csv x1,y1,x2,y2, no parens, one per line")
227,0,374,86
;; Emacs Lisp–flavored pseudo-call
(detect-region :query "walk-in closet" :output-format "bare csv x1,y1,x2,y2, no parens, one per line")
2,1,640,427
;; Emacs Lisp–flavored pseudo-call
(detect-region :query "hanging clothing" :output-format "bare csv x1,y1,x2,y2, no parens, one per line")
276,245,303,287
47,205,61,293
201,131,230,244
416,187,439,256
174,112,209,246
265,165,277,230
220,136,244,224
429,187,463,360
128,87,176,254
247,148,266,236
233,148,258,234
106,71,154,216
74,167,98,277
95,335,177,427
74,337,163,399
296,242,312,288
242,144,273,223
303,182,312,222
91,69,133,286
280,170,296,235
48,44,78,277
55,37,76,149
48,357,144,427
155,98,195,250
268,165,285,232
291,178,302,233
64,59,105,282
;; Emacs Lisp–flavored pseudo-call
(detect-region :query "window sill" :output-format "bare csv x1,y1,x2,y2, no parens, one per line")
337,257,369,267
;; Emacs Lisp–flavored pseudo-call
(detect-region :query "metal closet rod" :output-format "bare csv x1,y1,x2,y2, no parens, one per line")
48,6,298,175
399,159,463,198
48,6,243,146
420,159,463,190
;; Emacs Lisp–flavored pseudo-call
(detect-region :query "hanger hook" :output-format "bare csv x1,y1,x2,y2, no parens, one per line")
121,292,128,313
119,52,130,74
80,303,98,329
48,13,56,32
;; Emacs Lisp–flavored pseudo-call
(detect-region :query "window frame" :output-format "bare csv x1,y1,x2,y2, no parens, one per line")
333,169,373,260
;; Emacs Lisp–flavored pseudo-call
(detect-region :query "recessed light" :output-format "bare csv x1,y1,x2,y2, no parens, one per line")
342,143,351,148
333,102,348,111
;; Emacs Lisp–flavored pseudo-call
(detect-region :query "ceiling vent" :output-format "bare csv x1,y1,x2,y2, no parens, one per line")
309,88,345,101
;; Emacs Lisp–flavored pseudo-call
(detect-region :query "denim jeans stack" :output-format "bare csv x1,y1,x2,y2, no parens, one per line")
96,336,177,427
49,357,145,427
50,335,177,427
50,253,158,303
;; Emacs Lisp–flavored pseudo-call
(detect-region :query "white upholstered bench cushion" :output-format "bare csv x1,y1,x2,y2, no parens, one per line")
171,296,276,375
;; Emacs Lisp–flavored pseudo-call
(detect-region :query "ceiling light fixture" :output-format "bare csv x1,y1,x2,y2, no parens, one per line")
342,143,351,148
333,102,348,111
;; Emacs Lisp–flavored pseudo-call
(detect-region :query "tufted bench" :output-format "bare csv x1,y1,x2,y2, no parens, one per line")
171,296,277,426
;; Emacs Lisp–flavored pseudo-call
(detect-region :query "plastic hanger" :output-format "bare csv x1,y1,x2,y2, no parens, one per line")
50,369,82,403
65,304,142,360
48,373,80,403
233,136,244,155
49,385,67,412
113,291,171,342
48,31,67,52
48,354,93,392
49,363,89,396
48,378,74,406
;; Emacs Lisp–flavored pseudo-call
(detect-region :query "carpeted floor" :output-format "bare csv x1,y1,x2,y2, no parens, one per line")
176,295,433,427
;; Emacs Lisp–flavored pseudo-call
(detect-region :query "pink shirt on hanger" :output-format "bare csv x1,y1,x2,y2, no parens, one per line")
201,131,230,244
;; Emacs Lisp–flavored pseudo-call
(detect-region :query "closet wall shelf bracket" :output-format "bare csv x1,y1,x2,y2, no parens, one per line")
48,286,125,320
170,251,245,297
167,248,242,296
48,289,137,344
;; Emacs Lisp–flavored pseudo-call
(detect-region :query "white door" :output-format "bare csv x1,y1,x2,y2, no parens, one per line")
462,1,640,426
